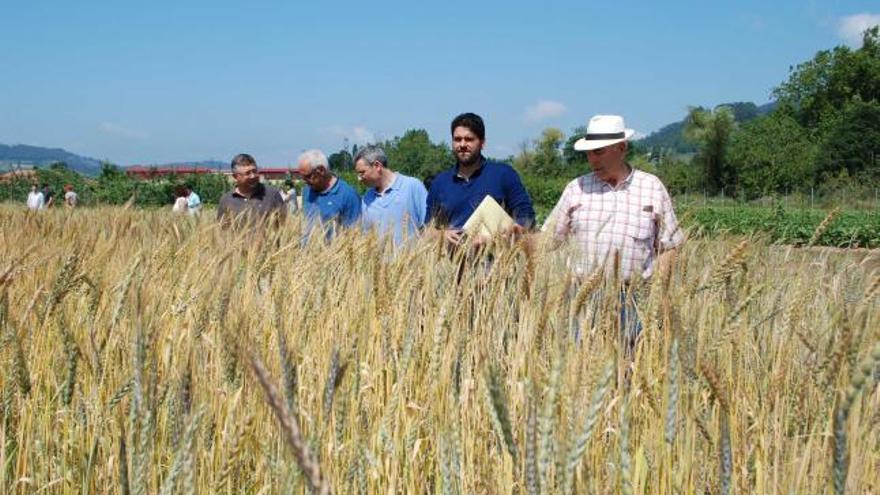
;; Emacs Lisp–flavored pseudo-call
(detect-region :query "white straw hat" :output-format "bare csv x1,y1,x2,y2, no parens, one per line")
573,115,635,151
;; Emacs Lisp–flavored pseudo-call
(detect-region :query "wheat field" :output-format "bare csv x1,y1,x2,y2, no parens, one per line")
0,206,878,494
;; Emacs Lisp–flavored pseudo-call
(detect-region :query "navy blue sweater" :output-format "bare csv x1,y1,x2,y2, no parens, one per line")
425,158,535,229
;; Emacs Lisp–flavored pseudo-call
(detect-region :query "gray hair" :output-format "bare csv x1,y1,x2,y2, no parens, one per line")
354,145,388,168
297,149,329,171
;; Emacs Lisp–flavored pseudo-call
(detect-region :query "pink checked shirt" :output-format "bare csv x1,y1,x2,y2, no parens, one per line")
552,168,684,280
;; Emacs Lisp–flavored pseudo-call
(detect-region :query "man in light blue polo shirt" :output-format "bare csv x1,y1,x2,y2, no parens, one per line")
354,145,427,247
296,149,361,239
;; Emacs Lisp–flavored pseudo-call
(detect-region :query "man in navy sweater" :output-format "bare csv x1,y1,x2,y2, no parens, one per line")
425,112,535,246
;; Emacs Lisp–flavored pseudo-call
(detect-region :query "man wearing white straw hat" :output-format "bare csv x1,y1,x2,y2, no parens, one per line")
550,115,684,343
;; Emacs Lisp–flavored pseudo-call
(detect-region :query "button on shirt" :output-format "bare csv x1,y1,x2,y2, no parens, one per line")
552,168,684,280
361,173,427,246
425,159,535,229
303,177,362,237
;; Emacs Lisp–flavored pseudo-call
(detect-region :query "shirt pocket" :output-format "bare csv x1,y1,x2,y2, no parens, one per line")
626,206,657,260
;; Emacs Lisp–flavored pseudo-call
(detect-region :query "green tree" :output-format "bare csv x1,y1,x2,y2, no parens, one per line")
381,129,453,179
94,162,137,205
563,126,587,167
654,159,702,195
773,26,880,128
727,112,817,198
512,140,536,173
532,128,565,175
683,105,737,194
328,149,353,171
816,96,880,181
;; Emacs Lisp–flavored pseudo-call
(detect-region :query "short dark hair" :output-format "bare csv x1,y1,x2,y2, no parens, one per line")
231,153,257,171
450,113,485,141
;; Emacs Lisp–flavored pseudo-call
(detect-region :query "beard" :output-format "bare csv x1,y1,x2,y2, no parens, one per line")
456,150,481,167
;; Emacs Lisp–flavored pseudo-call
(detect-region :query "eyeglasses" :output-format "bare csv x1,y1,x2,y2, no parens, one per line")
355,162,379,179
234,168,259,177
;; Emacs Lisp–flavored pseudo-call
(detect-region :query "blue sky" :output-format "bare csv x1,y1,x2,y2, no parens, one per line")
1,1,877,166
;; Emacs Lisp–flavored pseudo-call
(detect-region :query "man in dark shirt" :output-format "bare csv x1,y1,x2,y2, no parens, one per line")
425,112,535,246
41,183,55,208
217,153,286,227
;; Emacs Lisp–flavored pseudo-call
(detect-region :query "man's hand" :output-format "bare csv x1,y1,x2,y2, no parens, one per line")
443,229,464,246
424,226,464,246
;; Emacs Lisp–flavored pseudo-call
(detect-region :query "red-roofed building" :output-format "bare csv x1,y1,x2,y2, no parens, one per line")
126,165,295,181
126,165,217,180
0,169,38,183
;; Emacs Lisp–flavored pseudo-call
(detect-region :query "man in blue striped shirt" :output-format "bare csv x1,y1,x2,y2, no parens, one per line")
425,112,535,246
355,145,427,247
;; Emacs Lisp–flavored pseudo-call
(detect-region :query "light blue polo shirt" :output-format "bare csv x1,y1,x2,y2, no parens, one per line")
361,173,427,246
303,177,362,238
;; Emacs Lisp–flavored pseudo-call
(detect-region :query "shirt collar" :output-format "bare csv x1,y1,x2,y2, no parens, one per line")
316,177,340,196
453,156,486,182
375,173,400,196
595,164,635,190
232,183,265,199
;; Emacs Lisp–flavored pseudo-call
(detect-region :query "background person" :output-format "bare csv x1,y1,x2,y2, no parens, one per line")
184,185,201,215
551,114,684,345
280,179,299,213
63,184,78,208
217,153,287,227
40,183,55,208
355,145,427,247
27,184,44,210
425,112,535,246
172,186,189,213
296,149,361,239
553,114,683,281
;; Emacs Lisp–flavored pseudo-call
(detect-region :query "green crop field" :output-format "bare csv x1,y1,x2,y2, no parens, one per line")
680,205,880,248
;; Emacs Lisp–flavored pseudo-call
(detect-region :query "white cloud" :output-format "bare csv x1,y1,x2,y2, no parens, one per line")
524,100,567,123
351,126,375,144
98,122,147,139
631,131,647,140
837,13,880,46
322,125,376,146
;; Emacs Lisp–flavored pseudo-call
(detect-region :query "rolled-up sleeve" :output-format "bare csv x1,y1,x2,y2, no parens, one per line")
657,183,684,250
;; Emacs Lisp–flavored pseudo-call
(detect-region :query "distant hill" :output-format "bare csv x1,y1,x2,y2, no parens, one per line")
638,101,776,154
0,144,103,176
0,144,230,177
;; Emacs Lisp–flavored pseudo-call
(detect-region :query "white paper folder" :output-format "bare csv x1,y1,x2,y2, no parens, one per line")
462,196,514,238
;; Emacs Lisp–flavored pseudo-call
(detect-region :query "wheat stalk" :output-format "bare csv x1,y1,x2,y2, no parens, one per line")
248,351,332,495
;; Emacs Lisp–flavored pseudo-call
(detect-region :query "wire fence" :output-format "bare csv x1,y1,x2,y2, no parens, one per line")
676,187,880,211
